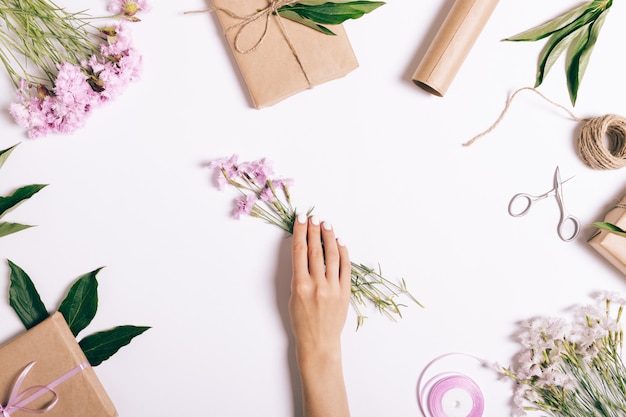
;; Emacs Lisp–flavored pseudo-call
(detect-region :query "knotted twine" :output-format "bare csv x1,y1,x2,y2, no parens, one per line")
185,1,312,86
463,87,626,170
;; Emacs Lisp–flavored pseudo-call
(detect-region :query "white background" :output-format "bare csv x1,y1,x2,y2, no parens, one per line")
2,0,626,416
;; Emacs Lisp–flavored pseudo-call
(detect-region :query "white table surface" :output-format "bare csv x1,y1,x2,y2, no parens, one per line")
2,0,626,416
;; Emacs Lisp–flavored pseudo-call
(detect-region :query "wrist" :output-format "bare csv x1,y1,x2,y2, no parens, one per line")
296,341,343,371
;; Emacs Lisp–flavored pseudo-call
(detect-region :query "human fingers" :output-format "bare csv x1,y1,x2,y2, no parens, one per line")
291,213,309,280
337,238,351,296
321,221,340,280
307,215,325,278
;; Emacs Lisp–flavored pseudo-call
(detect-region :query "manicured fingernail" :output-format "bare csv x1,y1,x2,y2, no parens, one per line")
311,216,320,226
297,213,307,224
337,238,346,247
323,221,333,230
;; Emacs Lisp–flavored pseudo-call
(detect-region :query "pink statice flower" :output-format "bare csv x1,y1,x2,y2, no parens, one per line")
240,158,274,185
233,195,258,220
208,155,241,190
9,63,96,139
9,22,143,139
108,0,151,19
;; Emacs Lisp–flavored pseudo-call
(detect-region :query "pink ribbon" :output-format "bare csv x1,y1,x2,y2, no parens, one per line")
0,361,89,416
417,353,486,417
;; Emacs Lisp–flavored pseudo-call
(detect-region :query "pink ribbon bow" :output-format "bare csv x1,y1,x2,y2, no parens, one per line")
0,360,89,416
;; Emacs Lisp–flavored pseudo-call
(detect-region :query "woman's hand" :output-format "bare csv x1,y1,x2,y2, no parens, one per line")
289,213,351,417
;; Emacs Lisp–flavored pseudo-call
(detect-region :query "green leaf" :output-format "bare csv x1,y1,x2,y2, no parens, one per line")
58,268,102,337
592,222,626,237
503,3,590,42
0,144,18,170
535,29,576,87
0,222,33,238
79,325,150,366
566,10,607,105
278,9,336,35
534,10,597,87
8,260,49,329
278,1,384,26
0,184,48,219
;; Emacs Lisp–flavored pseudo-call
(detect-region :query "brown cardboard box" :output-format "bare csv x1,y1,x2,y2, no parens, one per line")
212,0,359,108
589,196,626,276
0,312,117,416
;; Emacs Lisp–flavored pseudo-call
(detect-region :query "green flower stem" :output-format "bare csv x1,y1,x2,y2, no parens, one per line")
0,0,101,87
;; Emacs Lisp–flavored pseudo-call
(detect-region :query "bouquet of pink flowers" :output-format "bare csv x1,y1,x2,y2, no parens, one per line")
501,292,626,417
208,154,422,329
0,0,149,138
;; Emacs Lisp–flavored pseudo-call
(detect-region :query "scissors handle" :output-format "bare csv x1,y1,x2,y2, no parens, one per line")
557,213,581,242
508,193,545,217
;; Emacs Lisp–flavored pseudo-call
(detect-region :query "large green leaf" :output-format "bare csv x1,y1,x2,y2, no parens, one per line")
592,222,626,237
566,10,608,105
58,268,102,336
0,144,18,170
535,10,597,86
278,9,336,35
278,1,384,26
503,0,612,105
0,222,33,238
79,325,150,366
0,184,48,218
8,260,49,329
503,3,590,41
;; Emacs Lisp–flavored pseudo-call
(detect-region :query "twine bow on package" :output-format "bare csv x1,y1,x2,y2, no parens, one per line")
589,196,626,276
0,312,117,417
212,0,359,108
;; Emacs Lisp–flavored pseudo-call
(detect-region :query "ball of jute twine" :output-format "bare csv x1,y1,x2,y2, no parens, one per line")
464,87,626,170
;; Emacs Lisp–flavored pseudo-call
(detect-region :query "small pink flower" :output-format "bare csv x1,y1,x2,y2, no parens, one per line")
240,158,273,185
108,0,151,17
260,186,275,202
100,23,134,56
272,177,294,190
233,195,257,220
209,155,241,189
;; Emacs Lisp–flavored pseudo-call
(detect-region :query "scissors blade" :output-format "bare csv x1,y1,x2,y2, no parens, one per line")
553,167,574,193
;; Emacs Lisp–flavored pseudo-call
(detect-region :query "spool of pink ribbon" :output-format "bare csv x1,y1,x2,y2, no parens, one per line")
417,353,486,417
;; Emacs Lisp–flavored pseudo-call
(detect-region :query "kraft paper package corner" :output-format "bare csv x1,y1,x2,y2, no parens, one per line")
0,312,117,417
212,0,359,109
589,195,626,276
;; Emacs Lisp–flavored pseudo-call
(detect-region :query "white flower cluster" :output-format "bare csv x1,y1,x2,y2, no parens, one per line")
503,291,626,417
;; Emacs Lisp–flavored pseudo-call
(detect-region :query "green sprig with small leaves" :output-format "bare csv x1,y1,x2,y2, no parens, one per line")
0,143,46,238
276,0,385,35
7,260,149,366
503,0,613,106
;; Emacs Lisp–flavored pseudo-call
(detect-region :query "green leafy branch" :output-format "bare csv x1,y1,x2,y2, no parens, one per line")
0,144,47,238
7,260,149,366
503,0,612,105
276,0,385,35
592,221,626,237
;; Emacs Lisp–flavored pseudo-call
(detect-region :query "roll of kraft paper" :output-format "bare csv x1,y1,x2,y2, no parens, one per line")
412,0,499,97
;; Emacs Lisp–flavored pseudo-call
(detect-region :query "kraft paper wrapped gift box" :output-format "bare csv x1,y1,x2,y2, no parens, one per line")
212,0,359,108
589,196,626,275
0,312,117,416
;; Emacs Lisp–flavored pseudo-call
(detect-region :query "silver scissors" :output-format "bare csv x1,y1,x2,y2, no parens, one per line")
508,166,580,242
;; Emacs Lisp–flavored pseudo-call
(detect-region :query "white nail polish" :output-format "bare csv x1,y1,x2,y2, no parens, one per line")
311,216,320,226
323,222,333,230
337,238,346,247
297,213,307,224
